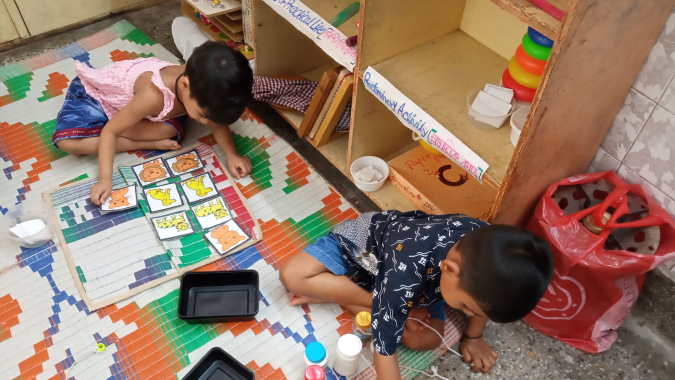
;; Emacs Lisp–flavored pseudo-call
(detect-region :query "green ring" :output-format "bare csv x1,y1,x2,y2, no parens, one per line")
97,343,106,352
522,34,551,61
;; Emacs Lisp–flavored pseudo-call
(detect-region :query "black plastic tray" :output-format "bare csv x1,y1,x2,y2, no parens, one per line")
182,347,254,380
178,270,259,324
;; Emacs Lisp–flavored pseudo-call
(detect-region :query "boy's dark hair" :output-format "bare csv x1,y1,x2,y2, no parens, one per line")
185,41,253,125
456,225,554,323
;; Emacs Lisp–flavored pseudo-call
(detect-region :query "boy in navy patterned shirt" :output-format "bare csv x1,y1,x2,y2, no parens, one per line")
280,211,553,378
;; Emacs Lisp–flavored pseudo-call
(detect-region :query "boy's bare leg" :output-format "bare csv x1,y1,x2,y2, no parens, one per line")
401,319,444,351
280,252,372,309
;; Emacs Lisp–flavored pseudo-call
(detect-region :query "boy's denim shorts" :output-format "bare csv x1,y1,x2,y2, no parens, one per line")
304,232,447,322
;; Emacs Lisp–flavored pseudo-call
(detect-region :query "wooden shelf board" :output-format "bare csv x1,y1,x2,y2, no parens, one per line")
310,133,350,172
364,181,417,212
181,4,243,41
384,141,421,163
372,30,517,186
487,0,564,40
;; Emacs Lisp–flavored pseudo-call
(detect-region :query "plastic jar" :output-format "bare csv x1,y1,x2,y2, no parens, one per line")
333,334,362,377
353,311,372,347
304,341,328,369
305,365,325,380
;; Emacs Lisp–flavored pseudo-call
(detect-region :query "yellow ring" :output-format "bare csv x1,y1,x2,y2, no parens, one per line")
97,343,106,352
508,56,542,89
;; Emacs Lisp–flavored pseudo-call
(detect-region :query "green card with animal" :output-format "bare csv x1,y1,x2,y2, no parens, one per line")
144,183,184,213
180,173,218,204
191,196,233,230
150,211,196,241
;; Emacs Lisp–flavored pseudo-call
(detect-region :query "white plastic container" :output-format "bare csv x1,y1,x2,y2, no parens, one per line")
467,88,516,130
509,106,531,147
350,156,389,192
333,334,362,377
0,201,54,248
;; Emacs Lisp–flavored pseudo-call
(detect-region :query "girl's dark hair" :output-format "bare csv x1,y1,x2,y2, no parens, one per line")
456,225,554,323
185,41,253,125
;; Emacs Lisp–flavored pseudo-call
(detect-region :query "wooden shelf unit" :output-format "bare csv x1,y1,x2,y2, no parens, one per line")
252,0,675,225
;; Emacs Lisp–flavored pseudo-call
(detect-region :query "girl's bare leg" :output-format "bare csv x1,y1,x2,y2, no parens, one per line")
57,120,181,155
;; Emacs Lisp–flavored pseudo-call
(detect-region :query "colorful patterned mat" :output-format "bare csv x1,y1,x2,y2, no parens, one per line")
0,20,466,380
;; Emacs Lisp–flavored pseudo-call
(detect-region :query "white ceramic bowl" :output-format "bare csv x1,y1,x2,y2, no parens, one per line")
466,87,516,131
0,201,55,248
510,106,531,147
350,156,389,192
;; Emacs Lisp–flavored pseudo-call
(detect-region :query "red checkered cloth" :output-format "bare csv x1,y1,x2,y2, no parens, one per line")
253,76,317,112
253,76,352,131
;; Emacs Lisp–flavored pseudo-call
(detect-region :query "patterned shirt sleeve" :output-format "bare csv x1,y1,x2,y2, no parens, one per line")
371,225,424,356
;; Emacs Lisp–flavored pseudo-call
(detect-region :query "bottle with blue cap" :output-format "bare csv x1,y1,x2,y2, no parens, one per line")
304,341,328,369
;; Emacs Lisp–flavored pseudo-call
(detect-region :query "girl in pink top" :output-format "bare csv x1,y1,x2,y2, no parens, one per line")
53,42,254,205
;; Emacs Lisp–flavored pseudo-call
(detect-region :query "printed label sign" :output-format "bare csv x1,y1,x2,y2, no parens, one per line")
362,66,489,182
263,0,356,71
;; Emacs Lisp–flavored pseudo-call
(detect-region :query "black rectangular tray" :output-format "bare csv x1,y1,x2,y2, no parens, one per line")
182,347,254,380
178,270,259,324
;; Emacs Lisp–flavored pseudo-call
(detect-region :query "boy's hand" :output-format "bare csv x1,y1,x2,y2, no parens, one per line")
91,179,112,205
405,307,430,331
227,154,252,179
460,337,498,373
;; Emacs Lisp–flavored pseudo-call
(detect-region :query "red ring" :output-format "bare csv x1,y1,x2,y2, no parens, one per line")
502,69,536,102
515,44,547,75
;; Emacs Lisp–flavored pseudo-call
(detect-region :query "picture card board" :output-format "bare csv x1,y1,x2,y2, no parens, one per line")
165,149,205,177
45,143,262,311
101,184,138,212
143,183,184,213
205,220,250,254
132,159,171,187
180,172,218,204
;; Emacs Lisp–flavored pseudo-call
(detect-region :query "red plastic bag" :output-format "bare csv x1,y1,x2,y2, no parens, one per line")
524,171,675,353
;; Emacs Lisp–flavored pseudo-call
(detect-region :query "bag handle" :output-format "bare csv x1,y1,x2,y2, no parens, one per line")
566,185,667,230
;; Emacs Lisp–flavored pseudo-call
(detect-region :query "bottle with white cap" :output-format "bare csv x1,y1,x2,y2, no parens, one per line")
304,341,328,369
333,334,362,376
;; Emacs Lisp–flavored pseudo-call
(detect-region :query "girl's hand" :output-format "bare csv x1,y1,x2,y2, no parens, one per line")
460,337,498,373
228,154,252,179
91,179,112,205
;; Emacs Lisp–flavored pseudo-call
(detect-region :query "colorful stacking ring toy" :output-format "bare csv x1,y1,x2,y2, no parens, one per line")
527,26,554,48
515,44,546,75
522,34,552,61
502,69,536,102
508,56,541,89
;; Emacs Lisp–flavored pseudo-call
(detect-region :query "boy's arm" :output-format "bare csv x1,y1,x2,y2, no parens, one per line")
459,316,498,373
374,352,402,380
91,88,162,204
208,122,252,179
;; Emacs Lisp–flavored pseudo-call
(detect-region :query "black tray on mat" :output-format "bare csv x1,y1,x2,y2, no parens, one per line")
182,347,254,380
178,270,259,324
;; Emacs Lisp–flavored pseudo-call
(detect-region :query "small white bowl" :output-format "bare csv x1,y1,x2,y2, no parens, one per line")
510,106,531,147
350,156,389,192
0,201,55,248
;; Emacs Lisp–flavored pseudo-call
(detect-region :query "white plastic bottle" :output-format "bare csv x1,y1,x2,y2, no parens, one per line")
333,334,362,376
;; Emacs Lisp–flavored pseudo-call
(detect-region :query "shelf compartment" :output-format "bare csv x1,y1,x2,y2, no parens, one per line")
259,0,358,70
371,30,517,186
